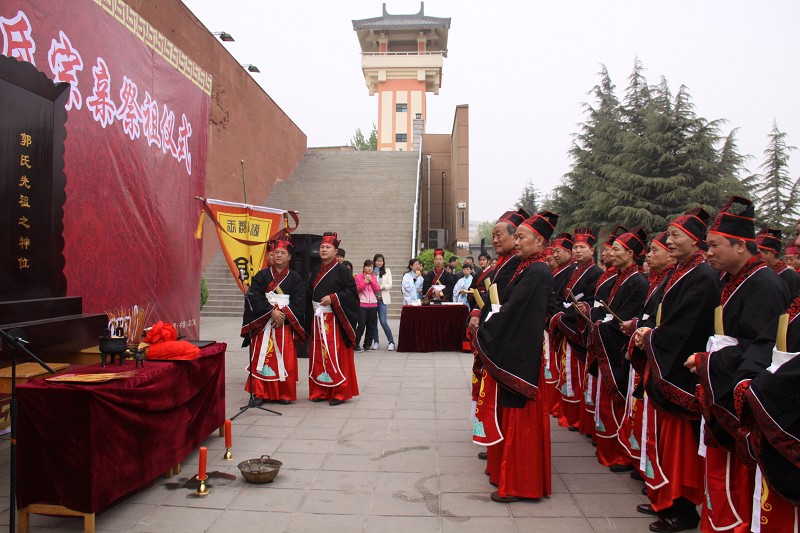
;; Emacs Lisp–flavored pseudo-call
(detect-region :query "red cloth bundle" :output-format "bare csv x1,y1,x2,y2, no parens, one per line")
144,321,200,360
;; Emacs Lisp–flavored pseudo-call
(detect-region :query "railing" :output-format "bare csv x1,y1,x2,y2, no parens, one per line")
361,50,446,56
412,146,423,258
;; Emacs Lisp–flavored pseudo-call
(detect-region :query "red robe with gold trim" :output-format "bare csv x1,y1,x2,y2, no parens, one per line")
307,261,360,402
241,267,306,402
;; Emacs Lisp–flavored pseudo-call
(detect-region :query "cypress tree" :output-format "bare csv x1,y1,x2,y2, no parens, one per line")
751,121,798,231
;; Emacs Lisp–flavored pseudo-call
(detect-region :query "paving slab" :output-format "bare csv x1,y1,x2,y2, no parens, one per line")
12,316,684,532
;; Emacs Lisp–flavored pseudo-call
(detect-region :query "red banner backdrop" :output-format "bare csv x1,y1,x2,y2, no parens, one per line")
1,0,210,338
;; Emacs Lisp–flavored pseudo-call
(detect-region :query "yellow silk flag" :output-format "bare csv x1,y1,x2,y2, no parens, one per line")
198,199,289,294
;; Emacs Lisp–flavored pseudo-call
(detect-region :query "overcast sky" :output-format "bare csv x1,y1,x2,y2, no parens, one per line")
183,0,800,222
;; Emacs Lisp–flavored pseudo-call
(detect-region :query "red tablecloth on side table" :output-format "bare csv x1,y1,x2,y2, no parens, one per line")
397,305,470,352
16,342,227,514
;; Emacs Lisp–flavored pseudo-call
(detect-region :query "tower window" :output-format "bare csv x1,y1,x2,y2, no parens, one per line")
396,103,408,113
396,133,407,143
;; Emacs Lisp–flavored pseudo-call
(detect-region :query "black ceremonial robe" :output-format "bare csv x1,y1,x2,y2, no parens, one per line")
552,261,603,356
422,267,456,301
696,259,789,448
774,261,800,299
548,262,577,318
643,252,721,419
242,267,306,346
475,258,552,408
307,261,358,346
478,254,521,323
739,301,800,504
589,266,648,400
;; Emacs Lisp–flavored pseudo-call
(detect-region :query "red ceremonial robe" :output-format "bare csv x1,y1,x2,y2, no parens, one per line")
241,267,306,402
307,261,360,402
473,252,552,499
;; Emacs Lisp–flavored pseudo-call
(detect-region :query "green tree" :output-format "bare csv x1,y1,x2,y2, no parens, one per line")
476,220,495,244
549,60,751,235
418,248,458,272
515,180,540,216
751,121,798,231
556,65,624,230
349,123,377,151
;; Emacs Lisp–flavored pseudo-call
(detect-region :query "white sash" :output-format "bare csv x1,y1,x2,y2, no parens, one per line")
255,292,291,380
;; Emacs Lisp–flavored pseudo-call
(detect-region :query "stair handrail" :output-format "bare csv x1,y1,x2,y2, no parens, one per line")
412,145,423,259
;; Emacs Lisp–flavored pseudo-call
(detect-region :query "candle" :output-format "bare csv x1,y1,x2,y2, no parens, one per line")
198,446,207,480
224,419,232,448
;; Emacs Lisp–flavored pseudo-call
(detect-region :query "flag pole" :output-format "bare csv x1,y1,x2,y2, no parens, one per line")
241,159,248,204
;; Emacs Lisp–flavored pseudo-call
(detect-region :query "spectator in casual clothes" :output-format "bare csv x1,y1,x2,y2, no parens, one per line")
354,259,380,351
341,260,354,275
449,256,461,278
336,248,346,263
402,258,424,304
453,264,473,306
371,253,396,351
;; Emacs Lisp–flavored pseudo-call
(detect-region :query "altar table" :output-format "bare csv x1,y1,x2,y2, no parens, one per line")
397,304,469,352
15,342,227,515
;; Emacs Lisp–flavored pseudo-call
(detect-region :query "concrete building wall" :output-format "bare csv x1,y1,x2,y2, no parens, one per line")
123,0,307,270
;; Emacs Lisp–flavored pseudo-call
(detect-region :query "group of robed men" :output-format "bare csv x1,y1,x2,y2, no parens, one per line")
466,197,799,533
240,231,360,407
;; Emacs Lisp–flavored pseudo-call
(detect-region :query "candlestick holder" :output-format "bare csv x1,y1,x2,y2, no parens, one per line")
224,448,233,460
195,476,209,496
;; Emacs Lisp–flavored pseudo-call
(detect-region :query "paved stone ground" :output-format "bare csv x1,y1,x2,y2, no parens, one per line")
3,317,693,532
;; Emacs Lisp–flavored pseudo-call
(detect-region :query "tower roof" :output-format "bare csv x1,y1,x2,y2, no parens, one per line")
353,2,450,54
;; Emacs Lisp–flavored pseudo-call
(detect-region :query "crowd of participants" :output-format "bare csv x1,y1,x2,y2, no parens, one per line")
400,251,492,305
466,198,799,533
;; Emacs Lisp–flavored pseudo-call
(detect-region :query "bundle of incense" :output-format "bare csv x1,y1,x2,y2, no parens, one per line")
776,313,789,352
598,300,622,323
469,289,485,309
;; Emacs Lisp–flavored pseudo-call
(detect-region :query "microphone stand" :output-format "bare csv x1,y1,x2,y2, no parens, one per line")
0,328,56,533
231,270,281,420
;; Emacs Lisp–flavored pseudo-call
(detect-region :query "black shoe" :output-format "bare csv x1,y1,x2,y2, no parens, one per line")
630,470,644,481
609,464,634,473
490,491,520,503
311,398,325,402
276,399,291,405
253,397,264,406
568,426,579,432
478,451,487,460
354,346,364,352
637,503,657,516
649,517,695,533
329,399,344,406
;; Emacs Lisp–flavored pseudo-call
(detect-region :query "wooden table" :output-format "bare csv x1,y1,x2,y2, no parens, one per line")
396,304,470,352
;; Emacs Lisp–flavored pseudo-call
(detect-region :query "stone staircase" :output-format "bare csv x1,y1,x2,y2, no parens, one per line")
201,149,420,320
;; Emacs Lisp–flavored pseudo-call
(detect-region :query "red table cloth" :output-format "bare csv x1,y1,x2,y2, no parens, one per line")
397,304,470,352
16,342,226,513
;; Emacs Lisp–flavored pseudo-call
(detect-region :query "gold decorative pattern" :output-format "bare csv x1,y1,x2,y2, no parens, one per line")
93,0,212,95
